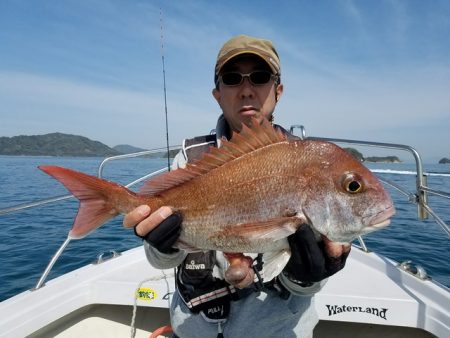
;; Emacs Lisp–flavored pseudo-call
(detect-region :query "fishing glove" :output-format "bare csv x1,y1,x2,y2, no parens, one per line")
283,225,350,284
134,213,182,254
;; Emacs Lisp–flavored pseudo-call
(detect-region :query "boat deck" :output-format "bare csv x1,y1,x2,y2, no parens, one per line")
1,245,446,338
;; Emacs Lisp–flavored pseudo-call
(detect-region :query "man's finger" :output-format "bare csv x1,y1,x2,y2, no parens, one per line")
233,269,255,289
134,206,173,237
123,205,151,228
322,236,351,258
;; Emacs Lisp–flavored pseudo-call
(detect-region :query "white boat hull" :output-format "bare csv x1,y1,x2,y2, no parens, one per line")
0,245,448,337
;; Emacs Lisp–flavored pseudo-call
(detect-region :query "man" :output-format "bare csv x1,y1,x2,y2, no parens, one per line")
124,35,350,338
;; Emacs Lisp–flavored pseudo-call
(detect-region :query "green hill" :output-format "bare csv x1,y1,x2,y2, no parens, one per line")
113,144,148,154
365,156,401,163
0,133,120,157
344,148,364,161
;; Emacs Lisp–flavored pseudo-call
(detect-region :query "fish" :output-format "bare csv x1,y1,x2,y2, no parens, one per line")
39,118,394,281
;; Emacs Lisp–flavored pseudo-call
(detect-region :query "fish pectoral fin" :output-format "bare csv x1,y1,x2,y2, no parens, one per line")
225,216,305,242
262,249,291,283
173,239,201,253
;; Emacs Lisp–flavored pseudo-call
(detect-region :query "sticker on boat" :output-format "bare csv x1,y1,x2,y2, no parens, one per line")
136,287,157,301
325,304,388,320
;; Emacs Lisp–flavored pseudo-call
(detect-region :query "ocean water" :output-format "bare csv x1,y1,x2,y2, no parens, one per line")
0,156,449,302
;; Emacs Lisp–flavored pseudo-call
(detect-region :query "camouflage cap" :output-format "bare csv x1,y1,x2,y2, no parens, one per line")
215,35,281,76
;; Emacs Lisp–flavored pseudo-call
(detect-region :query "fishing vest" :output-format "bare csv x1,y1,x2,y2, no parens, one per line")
176,125,296,321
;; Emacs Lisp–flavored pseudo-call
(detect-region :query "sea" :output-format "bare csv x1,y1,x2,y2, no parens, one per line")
0,155,449,302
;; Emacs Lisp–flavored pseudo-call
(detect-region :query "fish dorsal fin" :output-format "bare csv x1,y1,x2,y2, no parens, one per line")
139,118,287,195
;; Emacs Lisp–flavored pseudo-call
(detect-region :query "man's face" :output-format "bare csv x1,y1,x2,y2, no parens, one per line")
212,56,283,132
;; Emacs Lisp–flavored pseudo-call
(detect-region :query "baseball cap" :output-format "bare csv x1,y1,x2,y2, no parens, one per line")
215,35,281,76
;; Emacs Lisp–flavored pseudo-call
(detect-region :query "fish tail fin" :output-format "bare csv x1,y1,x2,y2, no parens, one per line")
39,165,140,239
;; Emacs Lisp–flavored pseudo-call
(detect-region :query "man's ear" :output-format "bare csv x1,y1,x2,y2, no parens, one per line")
212,88,221,104
275,83,284,102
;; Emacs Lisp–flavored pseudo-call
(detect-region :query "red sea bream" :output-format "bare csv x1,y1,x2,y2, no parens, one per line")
39,119,395,257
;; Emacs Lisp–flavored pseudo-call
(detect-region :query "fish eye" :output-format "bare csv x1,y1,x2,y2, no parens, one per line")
342,173,364,194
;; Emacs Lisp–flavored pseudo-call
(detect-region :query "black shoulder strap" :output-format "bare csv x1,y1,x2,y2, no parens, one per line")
183,134,217,163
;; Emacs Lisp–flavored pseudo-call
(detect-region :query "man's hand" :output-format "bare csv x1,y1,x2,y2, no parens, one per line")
284,225,351,283
223,253,255,289
123,205,182,254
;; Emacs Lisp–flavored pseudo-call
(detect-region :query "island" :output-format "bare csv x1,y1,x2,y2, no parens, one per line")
113,144,147,154
0,133,180,158
344,148,364,162
1,133,403,162
343,148,401,163
364,156,401,163
439,158,450,164
0,133,121,157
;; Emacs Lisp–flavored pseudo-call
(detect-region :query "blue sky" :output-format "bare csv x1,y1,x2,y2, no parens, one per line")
1,0,449,162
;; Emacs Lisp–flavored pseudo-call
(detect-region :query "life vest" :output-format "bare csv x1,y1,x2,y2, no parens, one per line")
175,126,294,320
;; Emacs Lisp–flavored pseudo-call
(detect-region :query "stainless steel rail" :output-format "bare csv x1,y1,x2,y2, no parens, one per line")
306,136,427,217
0,147,177,290
31,164,171,290
0,147,179,216
1,129,449,289
422,204,450,236
421,186,450,199
34,237,71,290
289,126,450,246
97,146,180,178
0,194,73,216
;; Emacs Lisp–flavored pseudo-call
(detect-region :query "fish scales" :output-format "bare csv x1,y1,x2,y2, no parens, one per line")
153,142,307,252
38,118,394,254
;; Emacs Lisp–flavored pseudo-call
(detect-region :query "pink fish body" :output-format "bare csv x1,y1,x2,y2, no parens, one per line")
39,118,395,254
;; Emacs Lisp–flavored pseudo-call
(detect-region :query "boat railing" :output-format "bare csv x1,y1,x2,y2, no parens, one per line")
97,146,179,180
0,146,179,290
290,125,450,250
1,128,449,290
0,147,179,217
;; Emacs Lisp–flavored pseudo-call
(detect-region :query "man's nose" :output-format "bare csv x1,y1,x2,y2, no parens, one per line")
239,77,255,98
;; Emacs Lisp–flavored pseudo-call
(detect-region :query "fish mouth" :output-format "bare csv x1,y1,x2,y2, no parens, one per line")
371,219,391,229
312,205,395,244
364,205,395,231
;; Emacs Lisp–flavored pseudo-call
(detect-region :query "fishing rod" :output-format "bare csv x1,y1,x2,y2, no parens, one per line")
160,8,171,171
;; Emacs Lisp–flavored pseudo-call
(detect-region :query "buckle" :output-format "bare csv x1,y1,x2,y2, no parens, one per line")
231,287,254,300
263,277,290,300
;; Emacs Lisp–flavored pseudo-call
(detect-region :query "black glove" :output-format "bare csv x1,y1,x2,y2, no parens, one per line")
134,213,182,254
283,225,350,284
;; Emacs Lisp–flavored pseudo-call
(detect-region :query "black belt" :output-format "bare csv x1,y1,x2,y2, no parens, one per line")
230,276,290,301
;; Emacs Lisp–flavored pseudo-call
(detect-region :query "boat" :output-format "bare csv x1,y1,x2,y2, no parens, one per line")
0,129,449,338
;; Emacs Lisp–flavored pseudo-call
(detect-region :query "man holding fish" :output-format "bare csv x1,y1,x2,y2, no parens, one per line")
41,34,393,337
123,35,383,338
40,34,394,337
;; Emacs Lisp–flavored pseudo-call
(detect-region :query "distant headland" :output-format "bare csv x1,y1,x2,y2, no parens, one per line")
0,133,445,164
343,148,401,163
0,133,175,157
364,156,401,163
439,157,450,164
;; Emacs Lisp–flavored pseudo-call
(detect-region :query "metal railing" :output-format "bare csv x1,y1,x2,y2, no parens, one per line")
0,147,180,217
290,125,450,246
1,127,449,289
0,146,179,289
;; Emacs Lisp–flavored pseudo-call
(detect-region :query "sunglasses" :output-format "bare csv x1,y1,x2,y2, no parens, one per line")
218,71,277,86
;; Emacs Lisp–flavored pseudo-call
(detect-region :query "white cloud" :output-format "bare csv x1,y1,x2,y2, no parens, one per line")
274,63,450,161
2,1,450,162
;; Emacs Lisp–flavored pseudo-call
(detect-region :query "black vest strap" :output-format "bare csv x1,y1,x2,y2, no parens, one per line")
176,124,293,317
184,134,217,162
